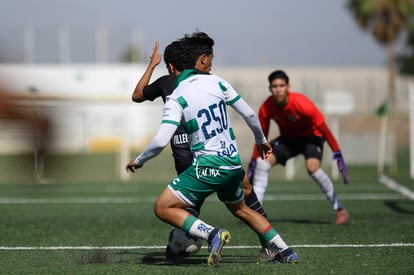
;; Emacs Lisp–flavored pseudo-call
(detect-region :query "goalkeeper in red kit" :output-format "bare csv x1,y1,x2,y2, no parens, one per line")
248,70,349,225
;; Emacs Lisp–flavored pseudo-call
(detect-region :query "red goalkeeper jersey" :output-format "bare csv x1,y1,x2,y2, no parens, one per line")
251,91,340,160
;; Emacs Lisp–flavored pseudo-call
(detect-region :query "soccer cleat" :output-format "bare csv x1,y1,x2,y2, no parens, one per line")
258,246,278,260
207,228,231,267
335,208,349,225
269,247,299,264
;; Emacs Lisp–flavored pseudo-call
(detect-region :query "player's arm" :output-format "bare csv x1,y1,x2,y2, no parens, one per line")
125,122,178,172
300,95,340,152
230,96,272,159
126,99,180,173
317,120,349,184
245,102,271,180
252,104,271,157
304,97,349,184
132,41,162,102
317,121,340,153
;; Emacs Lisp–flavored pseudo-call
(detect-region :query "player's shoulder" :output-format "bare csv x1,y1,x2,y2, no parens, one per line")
183,73,231,91
154,75,175,86
143,74,175,102
289,91,312,102
195,73,224,83
209,73,228,83
206,74,235,92
290,91,307,98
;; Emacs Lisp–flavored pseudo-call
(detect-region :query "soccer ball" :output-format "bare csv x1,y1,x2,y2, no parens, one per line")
167,228,202,257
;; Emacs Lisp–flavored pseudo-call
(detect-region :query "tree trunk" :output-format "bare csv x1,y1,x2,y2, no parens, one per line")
387,41,396,113
384,41,397,175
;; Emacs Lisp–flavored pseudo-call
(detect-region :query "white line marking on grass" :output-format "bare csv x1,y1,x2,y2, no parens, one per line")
0,243,413,250
0,197,157,204
0,193,404,204
264,193,403,201
379,174,414,200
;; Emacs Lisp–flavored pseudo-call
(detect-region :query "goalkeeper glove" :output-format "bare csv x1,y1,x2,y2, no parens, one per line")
333,151,349,184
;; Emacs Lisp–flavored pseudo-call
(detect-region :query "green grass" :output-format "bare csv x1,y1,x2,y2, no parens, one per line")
0,150,413,274
0,175,413,274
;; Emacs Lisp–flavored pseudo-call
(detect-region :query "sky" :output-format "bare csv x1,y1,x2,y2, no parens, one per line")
0,0,408,66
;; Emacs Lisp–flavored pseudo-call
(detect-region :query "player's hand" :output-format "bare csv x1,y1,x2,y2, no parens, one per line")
148,41,162,68
333,151,349,184
125,159,143,173
256,142,272,160
247,159,257,182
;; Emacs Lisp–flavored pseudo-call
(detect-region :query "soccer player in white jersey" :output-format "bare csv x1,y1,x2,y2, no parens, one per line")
133,33,274,259
125,34,299,267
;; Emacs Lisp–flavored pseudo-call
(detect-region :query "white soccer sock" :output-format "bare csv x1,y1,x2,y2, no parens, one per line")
310,168,343,210
188,219,215,241
253,158,272,204
268,234,288,252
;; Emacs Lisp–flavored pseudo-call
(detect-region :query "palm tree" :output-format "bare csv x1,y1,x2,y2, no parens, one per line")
347,0,414,174
347,0,414,112
397,22,414,74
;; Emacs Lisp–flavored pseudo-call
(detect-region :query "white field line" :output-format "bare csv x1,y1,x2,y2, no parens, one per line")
0,243,413,250
0,193,404,204
378,174,414,200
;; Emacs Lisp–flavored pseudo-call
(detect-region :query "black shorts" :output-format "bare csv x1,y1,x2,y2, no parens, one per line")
269,136,325,166
174,156,193,175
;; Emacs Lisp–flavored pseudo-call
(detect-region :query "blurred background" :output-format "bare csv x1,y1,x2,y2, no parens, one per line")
0,0,413,183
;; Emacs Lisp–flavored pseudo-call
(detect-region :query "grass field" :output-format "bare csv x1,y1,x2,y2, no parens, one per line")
0,151,413,274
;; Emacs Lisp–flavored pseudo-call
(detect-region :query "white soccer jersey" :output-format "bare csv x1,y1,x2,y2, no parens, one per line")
164,73,240,161
134,70,266,168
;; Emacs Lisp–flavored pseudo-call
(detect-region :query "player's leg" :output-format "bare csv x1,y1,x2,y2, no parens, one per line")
174,157,202,217
252,137,293,204
252,154,274,204
225,199,299,263
158,170,235,266
242,172,276,258
165,157,204,259
304,139,348,224
242,172,267,218
219,169,298,264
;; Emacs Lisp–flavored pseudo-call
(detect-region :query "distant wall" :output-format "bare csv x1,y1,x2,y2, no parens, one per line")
0,64,412,166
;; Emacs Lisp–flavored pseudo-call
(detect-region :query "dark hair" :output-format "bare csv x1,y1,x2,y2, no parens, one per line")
268,70,289,84
164,31,215,72
163,41,191,71
180,32,214,65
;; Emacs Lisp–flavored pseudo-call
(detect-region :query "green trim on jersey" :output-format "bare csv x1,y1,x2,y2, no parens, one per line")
229,127,235,140
175,69,198,87
218,81,227,92
162,119,180,126
185,118,199,134
191,142,205,151
177,96,188,109
227,94,241,105
195,154,241,168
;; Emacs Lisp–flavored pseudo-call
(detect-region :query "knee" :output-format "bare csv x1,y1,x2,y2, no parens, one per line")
242,176,252,196
154,200,166,221
306,160,321,174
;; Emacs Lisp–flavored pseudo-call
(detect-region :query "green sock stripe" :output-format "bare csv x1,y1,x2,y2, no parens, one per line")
262,227,278,242
182,215,198,232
